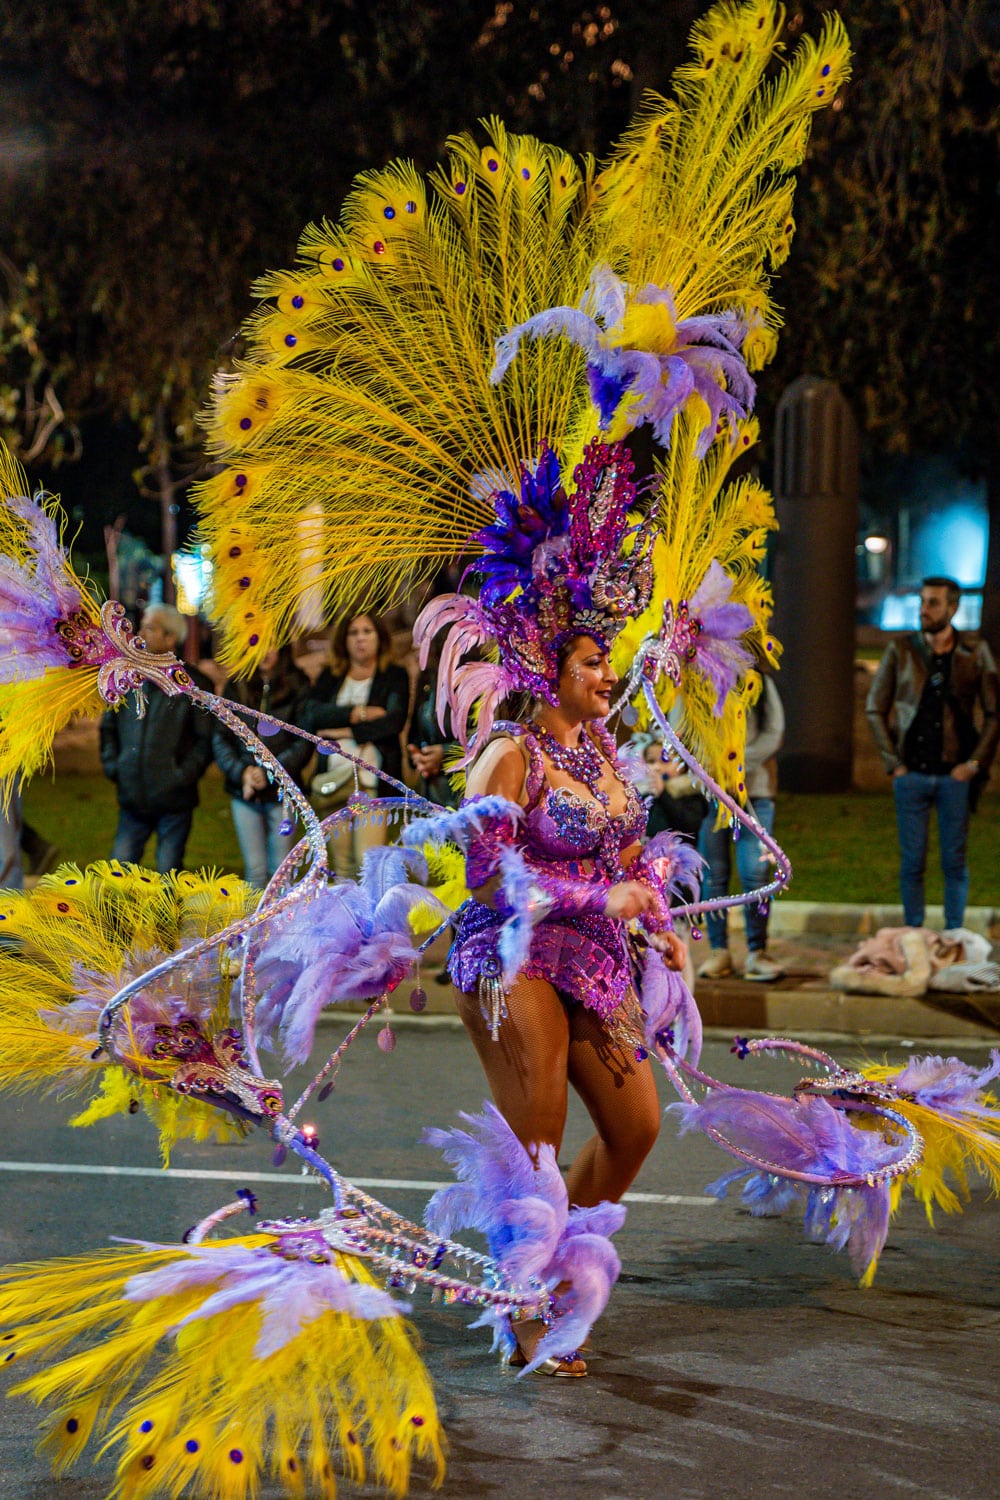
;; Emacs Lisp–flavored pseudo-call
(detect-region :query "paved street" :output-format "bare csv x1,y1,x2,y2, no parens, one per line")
1,1026,998,1500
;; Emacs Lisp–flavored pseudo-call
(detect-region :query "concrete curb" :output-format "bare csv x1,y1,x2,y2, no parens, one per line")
320,975,1000,1045
751,900,999,939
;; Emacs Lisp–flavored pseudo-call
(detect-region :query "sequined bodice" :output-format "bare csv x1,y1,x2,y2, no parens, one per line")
502,721,645,878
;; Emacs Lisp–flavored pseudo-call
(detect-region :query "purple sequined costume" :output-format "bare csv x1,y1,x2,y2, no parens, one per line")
448,723,647,1023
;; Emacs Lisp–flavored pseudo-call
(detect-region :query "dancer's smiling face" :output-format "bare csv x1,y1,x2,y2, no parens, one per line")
557,635,617,722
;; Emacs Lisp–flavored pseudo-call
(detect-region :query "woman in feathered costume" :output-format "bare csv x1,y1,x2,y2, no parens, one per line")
403,440,699,1375
1,4,998,1496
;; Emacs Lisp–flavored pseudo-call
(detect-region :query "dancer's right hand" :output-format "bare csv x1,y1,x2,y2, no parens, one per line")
604,881,660,921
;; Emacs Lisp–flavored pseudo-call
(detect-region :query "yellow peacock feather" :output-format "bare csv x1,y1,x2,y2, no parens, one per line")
0,446,108,793
0,862,258,1164
192,0,850,677
613,410,780,799
0,1236,444,1499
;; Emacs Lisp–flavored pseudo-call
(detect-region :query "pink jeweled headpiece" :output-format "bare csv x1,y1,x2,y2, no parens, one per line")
413,436,656,756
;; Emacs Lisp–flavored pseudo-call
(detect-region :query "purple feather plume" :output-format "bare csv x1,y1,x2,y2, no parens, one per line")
252,871,448,1066
400,795,522,854
639,829,705,905
674,1090,901,1276
122,1238,400,1357
490,265,754,451
640,950,703,1064
496,844,547,986
887,1049,1000,1116
689,561,755,712
423,1102,625,1370
0,498,83,681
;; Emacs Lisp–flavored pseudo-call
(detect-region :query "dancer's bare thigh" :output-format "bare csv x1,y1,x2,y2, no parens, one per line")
454,976,571,1152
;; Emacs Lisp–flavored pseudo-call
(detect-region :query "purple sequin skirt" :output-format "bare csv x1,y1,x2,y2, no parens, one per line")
448,899,635,1023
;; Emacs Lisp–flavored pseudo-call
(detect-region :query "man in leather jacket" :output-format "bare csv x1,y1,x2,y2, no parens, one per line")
99,604,214,872
866,576,999,930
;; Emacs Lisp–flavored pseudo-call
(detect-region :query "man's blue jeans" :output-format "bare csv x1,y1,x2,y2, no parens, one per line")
229,797,298,889
698,798,775,952
111,806,193,874
892,771,970,929
0,781,24,891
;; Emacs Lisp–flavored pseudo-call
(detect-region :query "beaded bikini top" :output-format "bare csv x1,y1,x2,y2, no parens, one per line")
495,721,645,879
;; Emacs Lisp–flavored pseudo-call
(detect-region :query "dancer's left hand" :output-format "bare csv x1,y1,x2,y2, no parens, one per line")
648,929,688,971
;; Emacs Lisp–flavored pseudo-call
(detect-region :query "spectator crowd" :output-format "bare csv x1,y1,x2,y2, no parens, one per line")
3,574,997,1004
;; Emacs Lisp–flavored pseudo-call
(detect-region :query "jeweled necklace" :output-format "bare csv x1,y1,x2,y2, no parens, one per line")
534,724,608,802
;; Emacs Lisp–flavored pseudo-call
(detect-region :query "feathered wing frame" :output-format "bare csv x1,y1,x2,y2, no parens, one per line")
614,409,780,800
192,0,850,675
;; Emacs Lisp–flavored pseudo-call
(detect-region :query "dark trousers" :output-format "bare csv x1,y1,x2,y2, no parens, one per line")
111,806,193,874
893,771,970,929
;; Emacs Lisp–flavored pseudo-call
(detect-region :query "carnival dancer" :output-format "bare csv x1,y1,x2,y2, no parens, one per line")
3,6,997,1497
405,437,702,1374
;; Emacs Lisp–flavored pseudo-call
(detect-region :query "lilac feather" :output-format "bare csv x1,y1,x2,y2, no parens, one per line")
583,262,629,326
491,306,606,383
46,948,221,1063
535,1226,622,1366
496,844,546,986
803,1181,891,1278
671,1090,899,1181
706,1167,891,1278
423,1102,625,1371
690,558,749,621
640,829,705,904
401,795,521,854
705,1166,802,1217
673,1090,901,1275
689,561,755,710
0,499,84,681
122,1239,400,1357
358,844,427,904
490,264,755,450
252,875,447,1066
887,1049,1000,1115
640,951,703,1065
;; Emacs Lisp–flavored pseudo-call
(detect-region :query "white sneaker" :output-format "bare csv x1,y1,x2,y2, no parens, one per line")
744,951,786,983
697,948,733,979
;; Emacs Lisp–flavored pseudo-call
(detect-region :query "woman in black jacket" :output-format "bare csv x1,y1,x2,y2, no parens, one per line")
212,645,312,888
302,612,410,877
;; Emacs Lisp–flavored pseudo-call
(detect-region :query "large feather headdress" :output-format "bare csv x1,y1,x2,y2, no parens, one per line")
414,436,656,753
188,0,849,790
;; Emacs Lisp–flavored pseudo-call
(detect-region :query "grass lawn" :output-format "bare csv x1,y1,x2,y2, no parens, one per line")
779,790,999,906
20,771,1000,907
23,766,244,877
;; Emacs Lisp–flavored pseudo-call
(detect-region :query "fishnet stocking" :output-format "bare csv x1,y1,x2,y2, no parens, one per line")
454,976,660,1204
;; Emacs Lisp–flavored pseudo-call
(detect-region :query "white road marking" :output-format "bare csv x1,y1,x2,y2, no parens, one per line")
0,1159,716,1206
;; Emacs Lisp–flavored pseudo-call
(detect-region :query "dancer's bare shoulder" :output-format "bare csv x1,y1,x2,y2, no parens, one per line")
466,734,528,804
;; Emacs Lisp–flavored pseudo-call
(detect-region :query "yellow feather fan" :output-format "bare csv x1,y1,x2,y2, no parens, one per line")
613,409,779,800
0,862,257,1164
0,1236,443,1499
191,0,849,675
0,446,109,794
861,1060,1000,1224
594,2,850,332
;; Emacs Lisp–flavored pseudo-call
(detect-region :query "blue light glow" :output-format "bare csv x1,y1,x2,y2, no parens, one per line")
880,592,982,631
910,478,988,588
